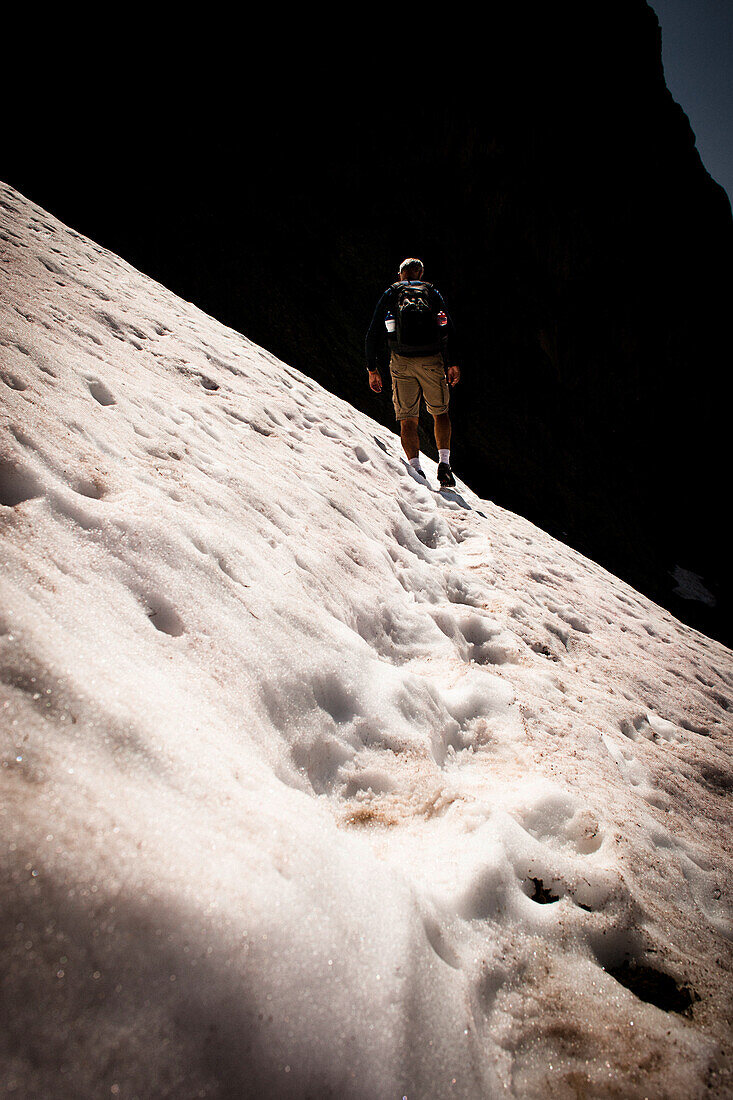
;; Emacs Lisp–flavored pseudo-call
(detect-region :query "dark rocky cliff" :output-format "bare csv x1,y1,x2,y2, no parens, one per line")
8,1,732,644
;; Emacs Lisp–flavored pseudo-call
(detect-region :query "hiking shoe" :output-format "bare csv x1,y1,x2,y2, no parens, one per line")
411,465,427,480
437,462,456,489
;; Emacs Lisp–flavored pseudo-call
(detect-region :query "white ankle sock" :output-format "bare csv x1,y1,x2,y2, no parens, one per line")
409,456,422,469
438,449,450,465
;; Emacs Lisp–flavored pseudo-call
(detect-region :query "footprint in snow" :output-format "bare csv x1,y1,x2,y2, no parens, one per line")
0,371,28,391
86,378,116,406
0,456,43,507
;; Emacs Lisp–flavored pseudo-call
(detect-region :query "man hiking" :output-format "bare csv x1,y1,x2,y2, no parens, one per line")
365,257,460,489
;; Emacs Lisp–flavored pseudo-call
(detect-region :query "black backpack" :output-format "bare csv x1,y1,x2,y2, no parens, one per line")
390,281,444,351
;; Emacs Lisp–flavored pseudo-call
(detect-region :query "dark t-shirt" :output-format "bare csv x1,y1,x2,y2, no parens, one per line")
365,281,458,371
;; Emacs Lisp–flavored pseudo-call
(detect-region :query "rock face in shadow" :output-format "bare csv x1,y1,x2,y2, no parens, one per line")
9,1,732,643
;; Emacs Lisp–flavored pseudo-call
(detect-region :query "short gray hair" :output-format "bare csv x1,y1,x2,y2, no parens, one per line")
399,257,424,278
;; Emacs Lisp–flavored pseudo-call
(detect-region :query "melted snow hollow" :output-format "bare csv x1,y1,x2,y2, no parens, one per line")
1,181,732,1099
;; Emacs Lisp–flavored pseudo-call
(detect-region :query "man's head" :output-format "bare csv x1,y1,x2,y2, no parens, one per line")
399,258,424,281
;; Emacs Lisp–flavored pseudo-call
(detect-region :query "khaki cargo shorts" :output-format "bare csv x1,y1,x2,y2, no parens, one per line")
390,352,449,420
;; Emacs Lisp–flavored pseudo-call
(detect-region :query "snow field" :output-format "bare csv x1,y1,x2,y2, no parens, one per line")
1,182,732,1098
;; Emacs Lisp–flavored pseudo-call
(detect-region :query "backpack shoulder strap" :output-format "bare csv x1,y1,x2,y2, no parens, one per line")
391,280,433,293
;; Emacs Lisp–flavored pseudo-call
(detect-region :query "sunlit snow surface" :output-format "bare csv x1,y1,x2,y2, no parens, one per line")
1,181,732,1099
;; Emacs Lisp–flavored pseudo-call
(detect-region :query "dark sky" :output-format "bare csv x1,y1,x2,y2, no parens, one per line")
650,0,733,203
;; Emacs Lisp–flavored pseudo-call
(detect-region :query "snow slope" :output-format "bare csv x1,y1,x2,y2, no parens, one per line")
1,181,732,1099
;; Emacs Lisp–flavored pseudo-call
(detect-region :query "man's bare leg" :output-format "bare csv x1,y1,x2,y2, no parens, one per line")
433,412,451,451
433,411,456,486
400,417,420,460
